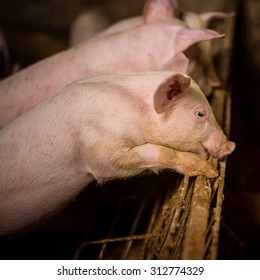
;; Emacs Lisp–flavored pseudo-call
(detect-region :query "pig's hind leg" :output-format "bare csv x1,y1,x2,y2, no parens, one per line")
130,143,218,178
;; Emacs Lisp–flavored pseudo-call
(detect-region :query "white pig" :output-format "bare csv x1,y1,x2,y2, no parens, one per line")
0,71,235,234
183,11,235,95
0,0,224,129
0,20,223,129
81,0,229,97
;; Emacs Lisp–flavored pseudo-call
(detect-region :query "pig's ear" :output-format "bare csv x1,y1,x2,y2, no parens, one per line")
161,52,189,73
154,73,191,114
199,12,235,29
143,0,178,24
175,28,225,54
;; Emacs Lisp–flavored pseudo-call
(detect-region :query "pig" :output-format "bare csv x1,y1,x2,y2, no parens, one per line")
73,0,180,41
111,0,233,96
0,0,224,129
0,71,235,234
90,0,232,96
182,11,235,95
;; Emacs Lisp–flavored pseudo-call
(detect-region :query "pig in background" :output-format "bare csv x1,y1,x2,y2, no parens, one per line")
182,11,235,95
0,0,225,129
69,0,234,95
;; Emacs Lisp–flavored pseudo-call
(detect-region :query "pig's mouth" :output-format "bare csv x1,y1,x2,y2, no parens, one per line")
187,140,235,159
194,143,210,159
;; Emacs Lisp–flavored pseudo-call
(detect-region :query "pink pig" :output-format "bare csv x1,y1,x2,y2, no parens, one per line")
95,1,233,96
0,0,223,129
183,11,235,95
0,71,235,233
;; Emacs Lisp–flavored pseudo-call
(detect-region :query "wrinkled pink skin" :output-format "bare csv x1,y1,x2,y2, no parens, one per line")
0,71,235,233
0,0,224,129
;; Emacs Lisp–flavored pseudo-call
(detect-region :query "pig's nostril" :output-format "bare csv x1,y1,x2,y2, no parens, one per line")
218,143,236,158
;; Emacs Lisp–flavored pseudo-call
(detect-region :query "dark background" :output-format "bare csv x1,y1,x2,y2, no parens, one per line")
0,0,259,259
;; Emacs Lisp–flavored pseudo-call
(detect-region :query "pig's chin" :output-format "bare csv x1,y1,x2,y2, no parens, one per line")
193,143,209,159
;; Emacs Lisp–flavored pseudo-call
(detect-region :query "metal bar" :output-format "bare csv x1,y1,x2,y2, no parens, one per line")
98,202,123,260
140,199,161,260
121,198,147,259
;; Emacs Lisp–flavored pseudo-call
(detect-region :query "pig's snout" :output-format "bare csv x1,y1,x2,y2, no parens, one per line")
214,140,235,158
203,139,235,158
202,130,236,159
219,141,236,158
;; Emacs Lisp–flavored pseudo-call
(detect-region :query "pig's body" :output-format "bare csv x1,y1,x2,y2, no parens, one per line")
0,71,235,234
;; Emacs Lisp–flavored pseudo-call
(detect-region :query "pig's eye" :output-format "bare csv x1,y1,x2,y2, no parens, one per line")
194,106,208,120
195,111,206,118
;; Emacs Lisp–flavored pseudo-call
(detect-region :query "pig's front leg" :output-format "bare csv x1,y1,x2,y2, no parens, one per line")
132,143,218,178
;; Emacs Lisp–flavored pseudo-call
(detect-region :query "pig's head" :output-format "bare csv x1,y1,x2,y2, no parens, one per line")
153,73,235,159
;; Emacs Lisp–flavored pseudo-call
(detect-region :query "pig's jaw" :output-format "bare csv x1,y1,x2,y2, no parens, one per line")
194,143,209,159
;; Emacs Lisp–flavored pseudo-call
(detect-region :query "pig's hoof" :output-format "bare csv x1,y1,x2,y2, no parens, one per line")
174,152,218,178
204,168,218,178
185,162,218,178
197,162,218,178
